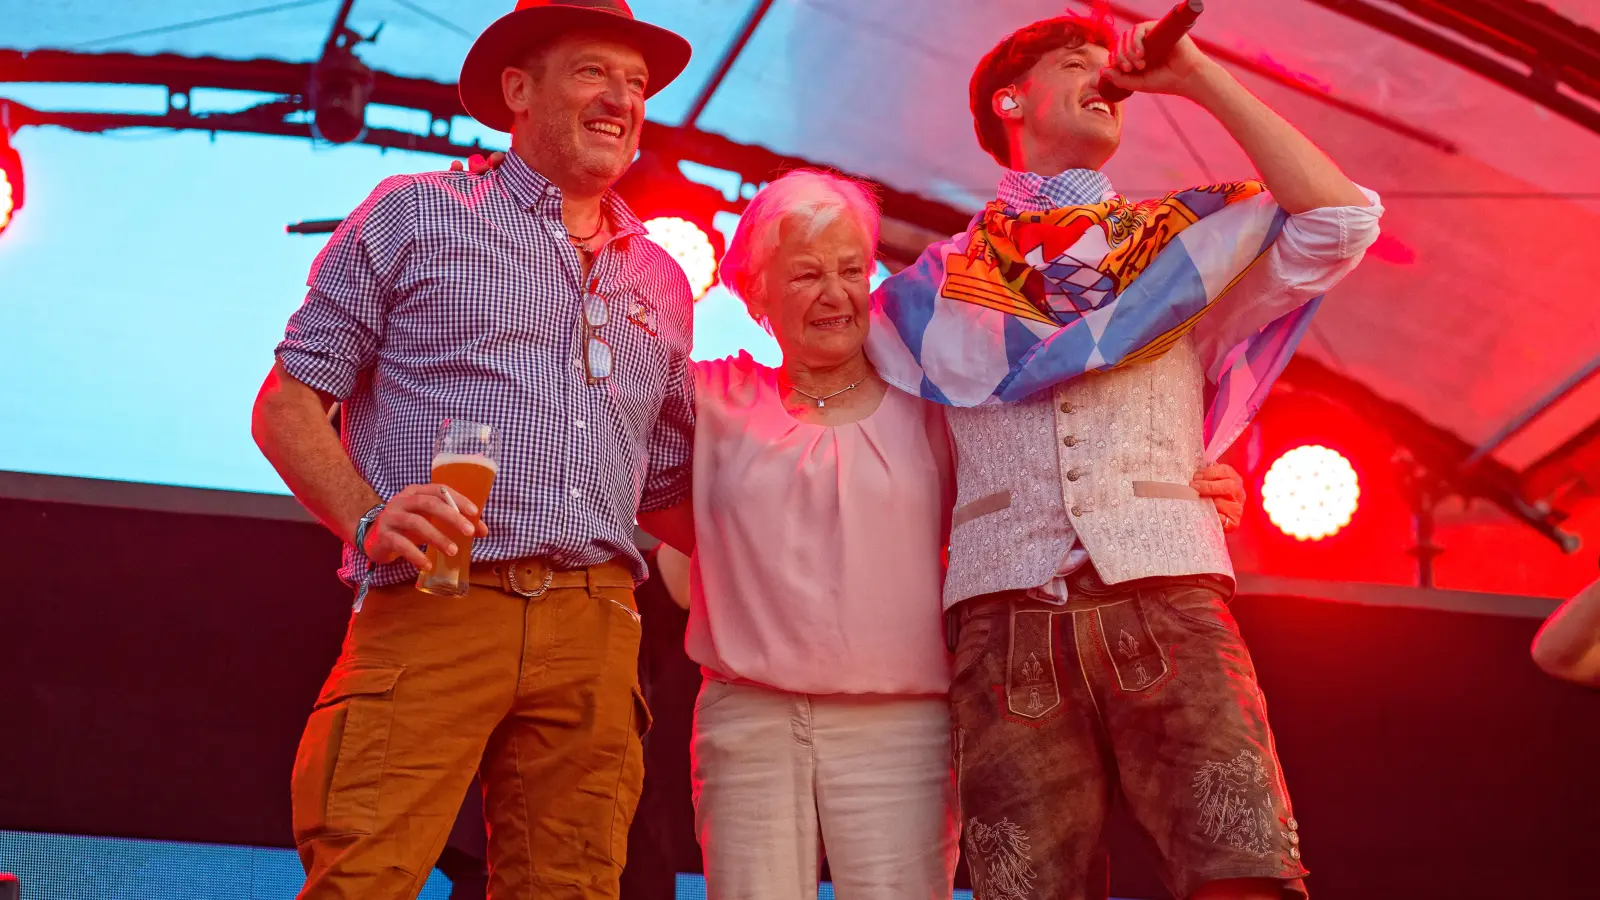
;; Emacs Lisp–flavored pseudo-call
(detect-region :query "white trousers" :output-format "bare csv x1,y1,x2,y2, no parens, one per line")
690,680,960,900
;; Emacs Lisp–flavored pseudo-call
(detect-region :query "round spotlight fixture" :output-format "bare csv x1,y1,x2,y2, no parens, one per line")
1261,444,1360,541
644,216,719,300
310,43,373,144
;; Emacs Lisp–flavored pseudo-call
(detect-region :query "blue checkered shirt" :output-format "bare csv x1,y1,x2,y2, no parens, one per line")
996,168,1116,211
277,151,695,588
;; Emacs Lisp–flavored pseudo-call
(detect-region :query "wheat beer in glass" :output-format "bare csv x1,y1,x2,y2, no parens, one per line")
415,418,500,597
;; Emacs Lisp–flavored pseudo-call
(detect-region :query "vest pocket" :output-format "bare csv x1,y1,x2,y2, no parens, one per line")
953,490,1013,528
1131,481,1203,500
292,660,405,842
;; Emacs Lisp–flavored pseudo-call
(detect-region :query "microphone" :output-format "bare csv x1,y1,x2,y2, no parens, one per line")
1097,0,1205,103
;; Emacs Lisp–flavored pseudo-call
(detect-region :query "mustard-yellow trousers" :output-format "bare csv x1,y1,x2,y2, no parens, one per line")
291,559,648,900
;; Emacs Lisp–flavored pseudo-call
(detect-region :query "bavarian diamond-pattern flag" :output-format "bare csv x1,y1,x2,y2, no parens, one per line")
868,181,1326,462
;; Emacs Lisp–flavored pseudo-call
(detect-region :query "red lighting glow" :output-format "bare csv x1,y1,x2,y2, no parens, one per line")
0,168,14,233
1368,232,1417,265
1261,444,1361,541
0,132,23,237
644,216,718,300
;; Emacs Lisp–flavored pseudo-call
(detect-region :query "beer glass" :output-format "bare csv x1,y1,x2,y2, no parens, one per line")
416,418,500,597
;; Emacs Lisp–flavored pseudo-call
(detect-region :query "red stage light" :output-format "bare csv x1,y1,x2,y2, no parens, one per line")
644,215,718,300
616,153,733,300
0,169,15,234
0,132,23,237
1261,444,1360,541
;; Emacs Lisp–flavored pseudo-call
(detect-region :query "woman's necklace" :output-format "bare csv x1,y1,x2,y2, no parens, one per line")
786,374,868,408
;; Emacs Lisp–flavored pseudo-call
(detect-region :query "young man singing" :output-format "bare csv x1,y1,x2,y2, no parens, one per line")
866,14,1382,900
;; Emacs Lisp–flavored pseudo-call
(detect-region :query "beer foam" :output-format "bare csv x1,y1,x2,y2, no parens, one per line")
431,452,499,474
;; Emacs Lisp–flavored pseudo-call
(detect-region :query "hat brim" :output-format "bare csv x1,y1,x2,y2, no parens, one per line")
459,7,692,133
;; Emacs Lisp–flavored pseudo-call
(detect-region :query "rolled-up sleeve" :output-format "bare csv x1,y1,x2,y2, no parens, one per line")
276,175,417,399
1270,186,1384,290
1193,186,1384,374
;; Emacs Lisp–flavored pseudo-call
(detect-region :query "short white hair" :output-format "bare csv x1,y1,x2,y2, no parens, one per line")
718,169,881,319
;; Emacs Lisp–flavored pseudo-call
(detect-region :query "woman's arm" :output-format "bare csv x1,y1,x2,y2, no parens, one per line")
656,544,692,611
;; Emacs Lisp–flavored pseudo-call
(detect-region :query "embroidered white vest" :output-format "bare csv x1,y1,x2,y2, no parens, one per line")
943,335,1234,608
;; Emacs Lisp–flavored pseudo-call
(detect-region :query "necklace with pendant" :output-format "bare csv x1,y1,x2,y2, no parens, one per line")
568,217,603,257
788,376,866,408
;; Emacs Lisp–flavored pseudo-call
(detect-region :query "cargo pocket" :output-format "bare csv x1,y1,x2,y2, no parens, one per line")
291,659,405,843
609,684,652,865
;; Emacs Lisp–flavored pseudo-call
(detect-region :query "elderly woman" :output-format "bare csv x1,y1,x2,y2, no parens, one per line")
683,170,961,899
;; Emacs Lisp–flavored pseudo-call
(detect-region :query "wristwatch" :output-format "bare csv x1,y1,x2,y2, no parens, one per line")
354,502,386,559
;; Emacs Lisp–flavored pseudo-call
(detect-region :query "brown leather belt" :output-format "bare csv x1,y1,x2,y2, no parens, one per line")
466,557,634,598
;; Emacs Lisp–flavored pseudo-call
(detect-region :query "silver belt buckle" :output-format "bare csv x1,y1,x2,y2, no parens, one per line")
509,564,554,598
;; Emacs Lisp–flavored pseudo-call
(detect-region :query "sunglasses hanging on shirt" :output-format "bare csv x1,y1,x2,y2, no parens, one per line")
582,292,613,383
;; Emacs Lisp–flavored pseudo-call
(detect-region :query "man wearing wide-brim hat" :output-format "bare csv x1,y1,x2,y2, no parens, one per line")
257,2,697,898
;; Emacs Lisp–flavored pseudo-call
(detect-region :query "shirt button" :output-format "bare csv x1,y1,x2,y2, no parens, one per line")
1059,401,1075,414
574,420,586,429
570,488,583,499
1062,436,1079,448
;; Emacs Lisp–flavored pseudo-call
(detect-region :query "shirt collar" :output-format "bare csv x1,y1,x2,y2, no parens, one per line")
496,150,647,239
996,168,1117,212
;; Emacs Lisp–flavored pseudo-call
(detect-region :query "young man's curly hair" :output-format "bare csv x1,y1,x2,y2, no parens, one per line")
969,16,1116,168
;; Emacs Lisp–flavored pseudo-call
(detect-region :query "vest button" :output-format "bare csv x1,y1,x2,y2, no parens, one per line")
1071,505,1084,517
1067,469,1083,482
1062,435,1079,447
1059,401,1075,414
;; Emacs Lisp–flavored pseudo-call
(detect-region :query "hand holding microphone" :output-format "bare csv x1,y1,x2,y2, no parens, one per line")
1098,0,1209,102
